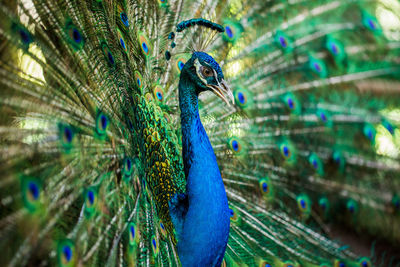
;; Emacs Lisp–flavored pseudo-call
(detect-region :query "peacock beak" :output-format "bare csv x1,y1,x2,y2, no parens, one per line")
207,79,234,106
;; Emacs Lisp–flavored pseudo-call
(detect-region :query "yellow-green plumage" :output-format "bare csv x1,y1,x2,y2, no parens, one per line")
0,0,399,266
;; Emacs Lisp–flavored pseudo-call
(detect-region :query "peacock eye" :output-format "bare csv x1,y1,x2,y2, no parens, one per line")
201,66,213,77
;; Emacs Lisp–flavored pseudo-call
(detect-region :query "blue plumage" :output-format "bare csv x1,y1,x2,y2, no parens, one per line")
169,52,230,266
2,2,400,266
176,18,224,33
120,12,129,27
193,52,224,81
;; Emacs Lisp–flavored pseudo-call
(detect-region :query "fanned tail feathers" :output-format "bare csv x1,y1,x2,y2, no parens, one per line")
0,0,400,266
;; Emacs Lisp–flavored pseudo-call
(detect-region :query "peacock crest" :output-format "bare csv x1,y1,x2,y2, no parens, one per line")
0,0,399,266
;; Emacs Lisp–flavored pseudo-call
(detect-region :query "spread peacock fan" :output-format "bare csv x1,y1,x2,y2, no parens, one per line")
1,0,400,266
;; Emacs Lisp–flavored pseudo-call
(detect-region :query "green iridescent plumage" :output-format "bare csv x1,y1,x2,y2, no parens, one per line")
0,0,400,266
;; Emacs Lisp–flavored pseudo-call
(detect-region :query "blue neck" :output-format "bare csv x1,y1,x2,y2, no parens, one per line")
177,72,230,266
179,75,202,177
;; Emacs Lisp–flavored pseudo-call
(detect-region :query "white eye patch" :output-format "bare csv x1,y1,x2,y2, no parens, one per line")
194,58,214,85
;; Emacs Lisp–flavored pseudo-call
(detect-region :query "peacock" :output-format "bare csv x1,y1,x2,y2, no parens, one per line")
0,0,400,266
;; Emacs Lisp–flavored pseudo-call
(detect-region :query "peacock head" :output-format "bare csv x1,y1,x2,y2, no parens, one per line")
182,51,233,105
